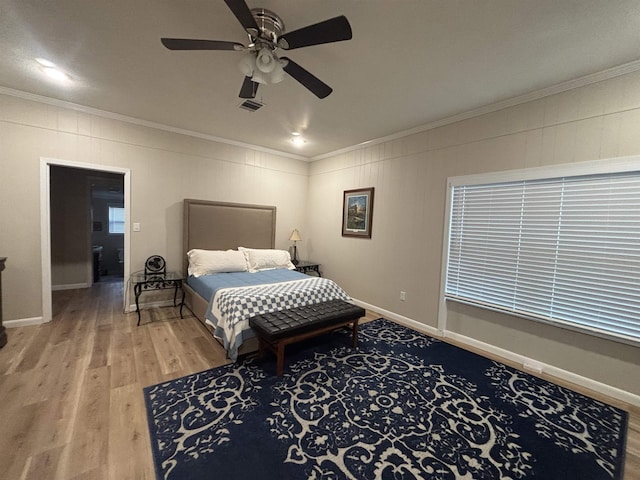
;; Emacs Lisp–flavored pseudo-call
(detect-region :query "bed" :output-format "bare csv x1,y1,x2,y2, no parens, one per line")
182,199,352,360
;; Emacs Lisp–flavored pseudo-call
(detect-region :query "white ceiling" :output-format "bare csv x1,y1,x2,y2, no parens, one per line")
2,1,640,159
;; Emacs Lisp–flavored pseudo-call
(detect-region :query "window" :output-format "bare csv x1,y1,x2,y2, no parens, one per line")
108,206,125,234
444,165,640,346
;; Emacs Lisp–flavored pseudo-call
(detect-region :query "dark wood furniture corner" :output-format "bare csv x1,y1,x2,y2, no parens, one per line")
294,261,322,277
0,257,7,348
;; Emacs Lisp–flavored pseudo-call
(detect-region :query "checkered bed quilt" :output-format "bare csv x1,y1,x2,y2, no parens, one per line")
207,277,351,361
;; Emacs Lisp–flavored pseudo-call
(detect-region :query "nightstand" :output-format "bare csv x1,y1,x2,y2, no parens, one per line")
131,271,184,325
132,255,184,326
294,261,322,277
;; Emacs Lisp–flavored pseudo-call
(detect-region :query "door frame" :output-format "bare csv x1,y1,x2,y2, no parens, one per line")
40,157,131,322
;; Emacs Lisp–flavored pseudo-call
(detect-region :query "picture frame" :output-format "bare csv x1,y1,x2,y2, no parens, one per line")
342,187,375,238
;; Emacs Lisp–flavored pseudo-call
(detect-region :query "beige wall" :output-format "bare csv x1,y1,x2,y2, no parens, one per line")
2,70,639,397
307,71,640,397
0,94,309,322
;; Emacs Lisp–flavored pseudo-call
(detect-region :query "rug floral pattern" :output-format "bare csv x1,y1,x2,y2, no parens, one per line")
144,319,627,480
268,348,532,479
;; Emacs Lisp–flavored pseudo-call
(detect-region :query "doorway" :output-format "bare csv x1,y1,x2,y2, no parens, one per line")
88,173,125,284
40,158,131,323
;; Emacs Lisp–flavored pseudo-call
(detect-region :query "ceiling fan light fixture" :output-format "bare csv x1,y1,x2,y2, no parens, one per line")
269,59,286,83
238,53,255,77
251,69,268,85
161,1,353,100
255,47,276,73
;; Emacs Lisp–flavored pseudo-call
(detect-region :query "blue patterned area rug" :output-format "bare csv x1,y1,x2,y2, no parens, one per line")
143,319,628,480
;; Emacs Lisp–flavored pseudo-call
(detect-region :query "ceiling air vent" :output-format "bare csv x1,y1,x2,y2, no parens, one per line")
239,99,264,112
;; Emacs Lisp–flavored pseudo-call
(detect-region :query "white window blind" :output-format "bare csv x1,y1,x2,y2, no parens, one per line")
108,206,125,234
445,171,640,345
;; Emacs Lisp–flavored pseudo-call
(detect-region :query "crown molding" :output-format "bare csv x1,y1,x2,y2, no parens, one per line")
4,58,640,163
311,58,640,161
0,86,308,161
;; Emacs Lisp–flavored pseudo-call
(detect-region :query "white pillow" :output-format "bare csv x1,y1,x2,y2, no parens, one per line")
187,249,248,277
238,247,295,273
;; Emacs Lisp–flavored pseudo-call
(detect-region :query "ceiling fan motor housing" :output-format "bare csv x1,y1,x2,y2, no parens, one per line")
250,8,285,45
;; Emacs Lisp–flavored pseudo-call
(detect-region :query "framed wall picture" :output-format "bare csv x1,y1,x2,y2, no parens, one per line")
342,187,374,238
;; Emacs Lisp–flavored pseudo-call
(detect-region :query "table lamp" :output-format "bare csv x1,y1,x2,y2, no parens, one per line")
289,229,301,265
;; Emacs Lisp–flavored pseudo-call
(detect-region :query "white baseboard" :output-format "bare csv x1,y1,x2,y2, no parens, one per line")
52,282,90,291
352,298,640,408
353,299,441,337
6,300,177,327
4,316,46,327
444,330,640,407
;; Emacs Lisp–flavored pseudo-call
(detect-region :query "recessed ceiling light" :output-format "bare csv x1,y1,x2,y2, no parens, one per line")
35,58,72,84
42,67,71,82
291,136,305,146
35,57,56,68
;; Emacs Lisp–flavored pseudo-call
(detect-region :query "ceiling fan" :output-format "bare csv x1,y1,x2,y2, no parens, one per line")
161,0,352,99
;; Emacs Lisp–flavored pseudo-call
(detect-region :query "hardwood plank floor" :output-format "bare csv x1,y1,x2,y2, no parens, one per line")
0,282,637,479
0,282,226,480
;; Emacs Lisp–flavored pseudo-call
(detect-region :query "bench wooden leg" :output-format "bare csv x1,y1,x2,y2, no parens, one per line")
276,342,286,376
254,315,363,376
352,319,359,348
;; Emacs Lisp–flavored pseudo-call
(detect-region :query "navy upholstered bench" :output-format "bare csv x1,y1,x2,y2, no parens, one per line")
249,299,365,375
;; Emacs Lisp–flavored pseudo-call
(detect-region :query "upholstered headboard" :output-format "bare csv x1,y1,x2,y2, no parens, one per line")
182,199,276,274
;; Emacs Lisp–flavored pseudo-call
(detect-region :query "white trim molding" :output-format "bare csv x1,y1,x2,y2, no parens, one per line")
4,59,640,163
4,317,45,328
52,283,91,291
40,157,131,322
353,298,441,338
312,59,640,161
0,86,306,161
443,330,640,408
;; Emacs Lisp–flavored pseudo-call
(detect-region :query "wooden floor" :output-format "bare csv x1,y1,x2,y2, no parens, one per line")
0,282,637,479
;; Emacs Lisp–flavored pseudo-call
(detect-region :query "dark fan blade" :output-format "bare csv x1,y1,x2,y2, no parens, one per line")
279,16,352,50
223,0,259,33
239,76,259,99
161,38,244,51
281,57,332,99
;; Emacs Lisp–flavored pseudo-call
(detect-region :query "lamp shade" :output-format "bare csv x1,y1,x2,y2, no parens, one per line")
251,69,268,84
289,229,301,242
238,53,255,77
269,59,286,83
256,48,276,73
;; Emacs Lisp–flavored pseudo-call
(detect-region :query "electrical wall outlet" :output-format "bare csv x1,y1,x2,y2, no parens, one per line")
133,222,141,232
400,291,406,301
